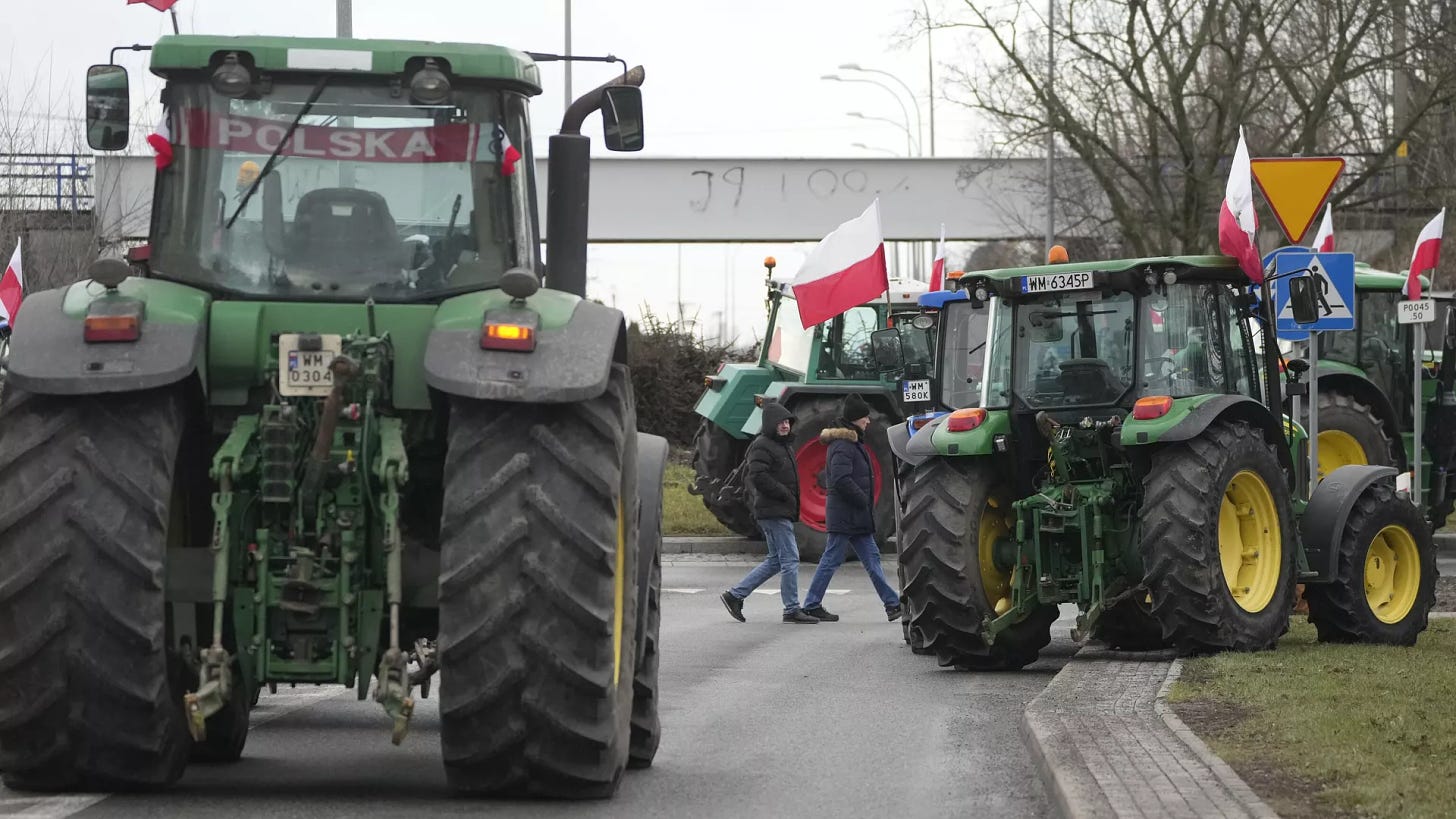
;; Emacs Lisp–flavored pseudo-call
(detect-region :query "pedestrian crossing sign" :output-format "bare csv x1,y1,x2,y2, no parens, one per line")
1269,249,1355,340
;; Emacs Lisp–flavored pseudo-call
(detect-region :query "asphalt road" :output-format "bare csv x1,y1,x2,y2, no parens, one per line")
1,560,1076,819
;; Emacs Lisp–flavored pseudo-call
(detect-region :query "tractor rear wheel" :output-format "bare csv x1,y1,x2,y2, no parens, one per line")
437,364,640,799
789,397,897,562
1304,481,1435,645
690,421,757,538
0,388,193,791
1139,421,1297,655
629,436,666,770
899,458,1055,670
1316,391,1395,482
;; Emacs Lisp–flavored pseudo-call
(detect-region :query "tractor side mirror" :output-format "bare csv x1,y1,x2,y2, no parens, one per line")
870,328,904,370
1288,276,1320,325
600,86,644,152
85,64,130,151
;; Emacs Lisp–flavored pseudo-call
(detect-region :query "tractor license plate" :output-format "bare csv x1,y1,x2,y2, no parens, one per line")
278,334,343,397
1021,271,1092,293
902,379,931,402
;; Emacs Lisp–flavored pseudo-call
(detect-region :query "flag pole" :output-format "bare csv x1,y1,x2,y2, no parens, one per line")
169,8,179,33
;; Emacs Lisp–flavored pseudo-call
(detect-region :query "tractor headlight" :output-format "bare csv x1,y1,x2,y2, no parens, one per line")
211,53,253,97
912,315,934,330
409,59,451,105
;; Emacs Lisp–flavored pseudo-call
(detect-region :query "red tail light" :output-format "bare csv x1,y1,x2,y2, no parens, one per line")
945,408,987,433
1132,395,1174,420
84,299,144,343
480,309,539,352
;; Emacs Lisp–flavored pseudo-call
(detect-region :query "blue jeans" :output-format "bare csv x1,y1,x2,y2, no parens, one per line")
729,519,802,614
804,532,901,609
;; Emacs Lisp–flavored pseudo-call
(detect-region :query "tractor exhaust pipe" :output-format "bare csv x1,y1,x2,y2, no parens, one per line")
546,65,645,298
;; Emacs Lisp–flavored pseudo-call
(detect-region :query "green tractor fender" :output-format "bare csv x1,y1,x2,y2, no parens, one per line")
739,382,899,437
5,277,211,396
1122,394,1295,473
694,362,773,440
1300,465,1399,583
927,409,1010,458
424,289,625,403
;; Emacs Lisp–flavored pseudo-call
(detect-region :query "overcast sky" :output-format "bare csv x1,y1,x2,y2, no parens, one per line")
3,0,994,346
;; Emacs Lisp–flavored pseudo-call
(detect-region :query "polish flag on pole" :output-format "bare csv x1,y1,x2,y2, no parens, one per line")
929,223,947,290
127,0,180,11
1309,203,1334,253
0,239,23,328
791,199,890,328
1218,127,1263,284
147,108,174,170
1404,207,1445,300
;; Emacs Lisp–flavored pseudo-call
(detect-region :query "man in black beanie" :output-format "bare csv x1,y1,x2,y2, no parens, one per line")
800,393,902,622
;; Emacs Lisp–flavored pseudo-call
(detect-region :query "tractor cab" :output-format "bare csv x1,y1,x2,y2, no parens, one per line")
933,257,1265,497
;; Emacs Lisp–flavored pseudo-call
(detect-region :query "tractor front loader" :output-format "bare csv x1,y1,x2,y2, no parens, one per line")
0,35,665,799
891,256,1436,669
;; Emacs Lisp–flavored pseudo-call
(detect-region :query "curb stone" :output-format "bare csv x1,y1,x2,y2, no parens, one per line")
1023,646,1279,819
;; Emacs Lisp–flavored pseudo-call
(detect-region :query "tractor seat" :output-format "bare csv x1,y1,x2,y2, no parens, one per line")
286,188,406,277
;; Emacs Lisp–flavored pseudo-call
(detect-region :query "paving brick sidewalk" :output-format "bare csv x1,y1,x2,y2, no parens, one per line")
1023,647,1279,819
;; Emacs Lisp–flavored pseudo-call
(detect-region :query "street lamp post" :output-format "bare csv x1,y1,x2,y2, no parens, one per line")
847,111,919,156
851,141,900,157
919,0,936,156
837,64,923,154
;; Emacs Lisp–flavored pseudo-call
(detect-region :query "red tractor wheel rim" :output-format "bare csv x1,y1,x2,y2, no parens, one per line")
795,436,884,532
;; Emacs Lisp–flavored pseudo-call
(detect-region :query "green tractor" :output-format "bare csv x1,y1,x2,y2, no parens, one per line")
889,255,1437,668
1271,263,1456,527
691,257,934,559
0,35,667,798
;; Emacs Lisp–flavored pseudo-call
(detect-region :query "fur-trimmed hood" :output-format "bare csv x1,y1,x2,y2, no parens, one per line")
819,426,860,444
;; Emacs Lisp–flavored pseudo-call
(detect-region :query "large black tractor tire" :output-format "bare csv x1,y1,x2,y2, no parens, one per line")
893,462,933,655
689,421,758,538
899,458,1056,670
1140,421,1297,655
629,435,667,770
0,387,194,791
789,397,898,563
1316,391,1396,481
1304,481,1436,645
438,364,640,799
187,668,250,764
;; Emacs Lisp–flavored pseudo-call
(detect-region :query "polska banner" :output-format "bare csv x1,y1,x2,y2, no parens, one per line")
178,108,506,165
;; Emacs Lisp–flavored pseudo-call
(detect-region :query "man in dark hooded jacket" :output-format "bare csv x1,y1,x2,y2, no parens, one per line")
800,393,902,622
720,401,820,623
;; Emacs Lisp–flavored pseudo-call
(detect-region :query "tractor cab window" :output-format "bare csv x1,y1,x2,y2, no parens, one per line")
816,306,881,380
1140,283,1244,398
1014,291,1135,408
152,80,534,301
938,298,1000,409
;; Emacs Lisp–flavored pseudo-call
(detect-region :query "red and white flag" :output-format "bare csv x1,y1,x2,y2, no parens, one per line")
1218,128,1263,284
496,124,522,176
929,223,947,290
127,0,180,11
1405,207,1445,300
1310,203,1334,253
147,108,174,170
0,239,23,328
791,199,890,328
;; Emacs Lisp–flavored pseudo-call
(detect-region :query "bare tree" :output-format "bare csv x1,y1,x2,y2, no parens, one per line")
938,0,1456,270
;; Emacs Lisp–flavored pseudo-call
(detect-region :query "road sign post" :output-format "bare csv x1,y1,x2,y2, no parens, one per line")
1399,297,1436,502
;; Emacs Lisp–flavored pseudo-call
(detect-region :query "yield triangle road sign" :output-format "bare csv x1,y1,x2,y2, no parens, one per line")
1250,157,1345,244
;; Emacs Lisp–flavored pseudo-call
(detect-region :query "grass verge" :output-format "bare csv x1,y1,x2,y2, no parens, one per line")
1168,619,1456,819
662,461,734,537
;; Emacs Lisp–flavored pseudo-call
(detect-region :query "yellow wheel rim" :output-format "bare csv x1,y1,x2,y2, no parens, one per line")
978,495,1014,611
1317,430,1368,482
1364,524,1421,624
1218,470,1282,613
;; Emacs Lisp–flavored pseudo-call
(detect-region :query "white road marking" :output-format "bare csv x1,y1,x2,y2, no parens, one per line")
664,587,705,594
0,794,108,818
752,589,851,596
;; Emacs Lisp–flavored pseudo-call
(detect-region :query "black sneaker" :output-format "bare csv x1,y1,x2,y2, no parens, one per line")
886,603,903,622
720,591,745,622
783,609,819,624
803,605,839,622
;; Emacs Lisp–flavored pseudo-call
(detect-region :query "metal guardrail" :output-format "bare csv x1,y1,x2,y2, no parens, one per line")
0,153,94,212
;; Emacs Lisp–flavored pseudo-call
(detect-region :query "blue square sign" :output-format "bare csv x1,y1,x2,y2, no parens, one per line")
1268,250,1356,340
